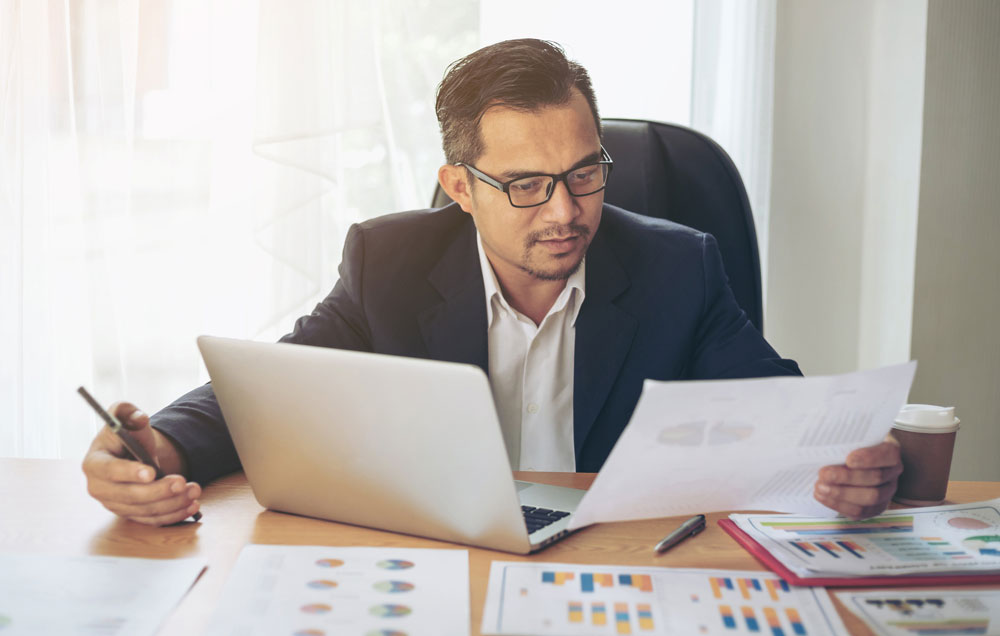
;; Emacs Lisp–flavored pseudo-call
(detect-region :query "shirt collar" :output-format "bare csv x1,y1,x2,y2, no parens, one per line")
476,231,586,328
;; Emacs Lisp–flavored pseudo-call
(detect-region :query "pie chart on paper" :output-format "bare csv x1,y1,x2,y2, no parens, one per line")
307,579,338,590
377,559,415,570
369,604,412,618
657,422,705,446
948,517,993,530
374,580,415,593
707,422,755,445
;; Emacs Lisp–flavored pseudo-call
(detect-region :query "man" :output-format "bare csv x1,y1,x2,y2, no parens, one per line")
82,39,902,526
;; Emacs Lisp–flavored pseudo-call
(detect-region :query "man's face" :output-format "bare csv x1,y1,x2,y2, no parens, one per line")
460,90,604,286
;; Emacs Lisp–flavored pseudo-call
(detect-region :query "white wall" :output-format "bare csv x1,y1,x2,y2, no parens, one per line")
856,5,927,372
909,1,1000,480
768,0,881,374
768,0,1000,480
479,0,694,125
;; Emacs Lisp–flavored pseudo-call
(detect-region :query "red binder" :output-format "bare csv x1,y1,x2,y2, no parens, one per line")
718,518,1000,588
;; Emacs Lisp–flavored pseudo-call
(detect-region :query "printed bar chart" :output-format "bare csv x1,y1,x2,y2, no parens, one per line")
764,578,790,601
637,603,653,630
542,571,576,585
618,574,653,592
547,571,649,594
487,563,846,636
580,572,614,592
760,516,914,536
836,541,865,558
592,602,606,626
614,602,631,635
720,604,736,629
711,577,734,598
887,619,988,635
786,608,806,636
764,607,785,636
564,601,654,631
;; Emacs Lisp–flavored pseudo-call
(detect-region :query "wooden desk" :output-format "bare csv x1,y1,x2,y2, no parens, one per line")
2,458,998,635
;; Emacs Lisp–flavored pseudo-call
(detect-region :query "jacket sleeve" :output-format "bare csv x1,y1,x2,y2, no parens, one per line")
686,233,801,379
151,224,373,485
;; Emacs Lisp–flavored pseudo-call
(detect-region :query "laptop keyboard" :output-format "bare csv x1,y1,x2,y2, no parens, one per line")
522,505,571,534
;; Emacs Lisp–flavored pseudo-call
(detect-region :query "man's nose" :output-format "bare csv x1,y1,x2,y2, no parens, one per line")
540,180,580,223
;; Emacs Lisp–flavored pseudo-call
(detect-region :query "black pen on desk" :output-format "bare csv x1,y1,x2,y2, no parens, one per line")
654,514,706,554
78,386,202,522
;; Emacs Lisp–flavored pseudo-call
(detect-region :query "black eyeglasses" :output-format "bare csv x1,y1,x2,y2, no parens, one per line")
457,146,614,208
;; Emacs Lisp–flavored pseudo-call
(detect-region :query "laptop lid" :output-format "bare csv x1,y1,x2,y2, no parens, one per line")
198,335,546,553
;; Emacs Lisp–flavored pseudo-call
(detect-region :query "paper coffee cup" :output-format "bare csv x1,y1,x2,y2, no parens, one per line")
892,404,960,506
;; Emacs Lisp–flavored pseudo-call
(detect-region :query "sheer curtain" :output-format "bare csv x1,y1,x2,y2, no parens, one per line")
692,0,778,304
2,0,774,459
1,0,476,458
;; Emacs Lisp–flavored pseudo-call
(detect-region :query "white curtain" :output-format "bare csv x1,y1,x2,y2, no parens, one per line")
0,0,477,458
691,0,778,304
1,0,774,459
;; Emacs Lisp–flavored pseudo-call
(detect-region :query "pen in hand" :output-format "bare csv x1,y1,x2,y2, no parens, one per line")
78,386,202,523
654,514,706,554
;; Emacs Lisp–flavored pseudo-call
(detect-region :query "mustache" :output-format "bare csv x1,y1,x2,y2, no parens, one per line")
526,223,591,246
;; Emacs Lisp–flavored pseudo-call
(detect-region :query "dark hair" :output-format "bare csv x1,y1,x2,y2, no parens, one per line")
435,39,601,166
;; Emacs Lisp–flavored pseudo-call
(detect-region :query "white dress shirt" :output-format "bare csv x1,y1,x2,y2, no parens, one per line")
476,234,585,472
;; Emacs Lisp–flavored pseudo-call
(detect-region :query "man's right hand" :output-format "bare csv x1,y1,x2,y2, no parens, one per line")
81,401,202,526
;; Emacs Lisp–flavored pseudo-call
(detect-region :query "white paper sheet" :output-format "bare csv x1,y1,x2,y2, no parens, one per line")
205,545,469,636
0,553,205,635
835,589,1000,636
568,362,916,529
481,561,845,635
730,498,1000,577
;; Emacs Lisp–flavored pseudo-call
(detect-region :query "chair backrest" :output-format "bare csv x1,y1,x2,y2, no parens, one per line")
430,118,764,332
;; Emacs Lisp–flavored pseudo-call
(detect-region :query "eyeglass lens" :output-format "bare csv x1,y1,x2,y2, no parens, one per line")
508,163,610,207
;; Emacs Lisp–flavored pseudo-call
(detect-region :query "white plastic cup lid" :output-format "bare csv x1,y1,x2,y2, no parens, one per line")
893,403,960,433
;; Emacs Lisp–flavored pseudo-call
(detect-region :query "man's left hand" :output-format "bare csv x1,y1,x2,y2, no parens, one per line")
814,438,903,519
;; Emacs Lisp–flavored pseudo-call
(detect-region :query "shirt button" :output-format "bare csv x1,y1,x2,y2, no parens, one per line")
526,403,539,414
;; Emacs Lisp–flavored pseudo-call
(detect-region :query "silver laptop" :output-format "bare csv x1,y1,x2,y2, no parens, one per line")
197,335,586,554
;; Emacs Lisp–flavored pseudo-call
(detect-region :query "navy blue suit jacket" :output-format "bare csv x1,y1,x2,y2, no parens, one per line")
154,203,800,485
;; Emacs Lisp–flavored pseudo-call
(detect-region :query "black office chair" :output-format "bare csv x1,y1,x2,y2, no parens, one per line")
431,118,764,332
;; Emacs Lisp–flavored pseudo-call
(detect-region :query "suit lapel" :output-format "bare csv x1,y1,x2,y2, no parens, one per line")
574,228,637,457
418,218,489,373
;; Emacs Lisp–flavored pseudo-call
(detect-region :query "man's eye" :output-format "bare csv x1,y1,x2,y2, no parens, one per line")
511,178,545,192
569,166,598,183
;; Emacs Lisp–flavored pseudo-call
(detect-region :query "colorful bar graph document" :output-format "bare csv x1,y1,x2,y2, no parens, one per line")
481,562,845,635
205,545,468,636
0,553,205,635
835,589,1000,636
729,498,1000,577
568,363,916,529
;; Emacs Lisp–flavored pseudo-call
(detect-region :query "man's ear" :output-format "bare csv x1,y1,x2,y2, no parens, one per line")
438,164,474,214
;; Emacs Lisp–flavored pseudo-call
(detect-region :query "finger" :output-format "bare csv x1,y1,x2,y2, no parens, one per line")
845,441,901,469
88,473,189,506
124,501,201,527
815,494,888,521
814,484,896,520
814,494,874,520
816,480,897,508
103,491,199,519
110,401,150,432
818,463,903,487
83,447,158,484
